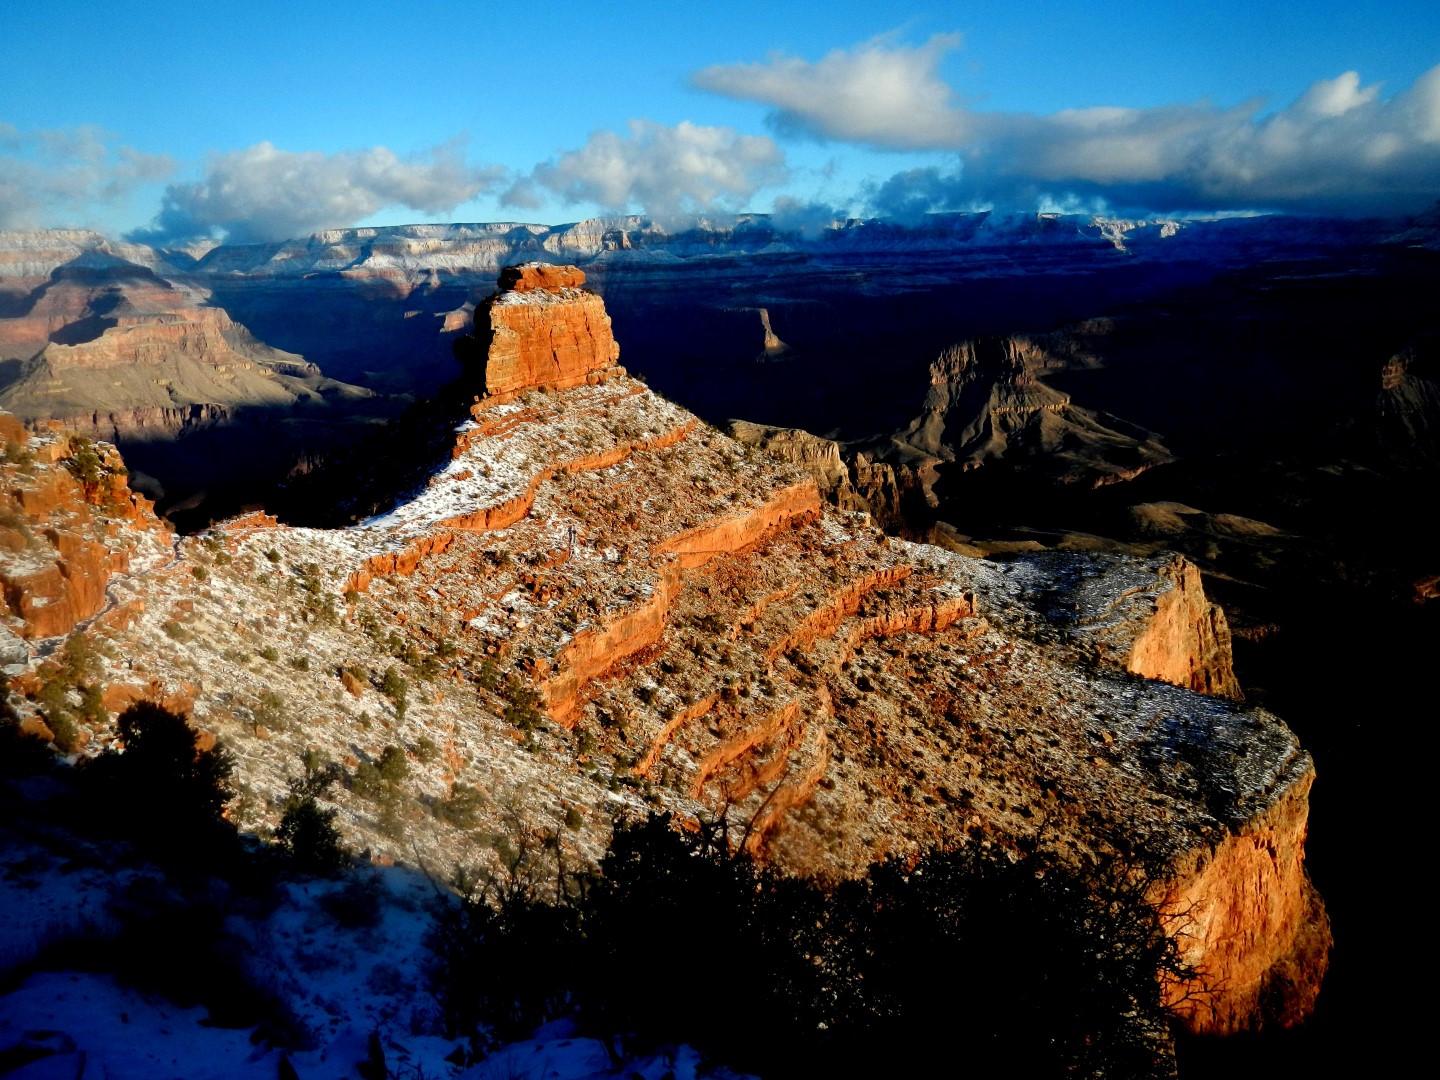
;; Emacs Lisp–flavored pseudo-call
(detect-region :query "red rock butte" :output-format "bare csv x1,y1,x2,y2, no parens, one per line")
476,262,623,402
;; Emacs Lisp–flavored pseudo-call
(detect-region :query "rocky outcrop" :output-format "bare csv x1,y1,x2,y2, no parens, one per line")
498,264,587,292
890,336,1172,491
997,550,1242,700
726,421,920,532
1375,337,1440,464
0,413,167,641
1125,557,1242,698
470,263,622,401
1161,767,1331,1034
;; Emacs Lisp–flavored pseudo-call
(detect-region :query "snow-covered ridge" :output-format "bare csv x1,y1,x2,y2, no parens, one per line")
0,211,1389,287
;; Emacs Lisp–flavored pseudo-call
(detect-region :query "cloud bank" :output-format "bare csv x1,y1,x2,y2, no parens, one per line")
132,141,504,244
696,34,972,151
0,123,173,229
698,37,1440,215
508,120,787,219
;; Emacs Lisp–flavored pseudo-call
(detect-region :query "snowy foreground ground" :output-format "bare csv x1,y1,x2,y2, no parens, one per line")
0,831,750,1080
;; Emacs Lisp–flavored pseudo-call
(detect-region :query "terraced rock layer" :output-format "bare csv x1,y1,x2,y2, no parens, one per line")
1,267,1327,1037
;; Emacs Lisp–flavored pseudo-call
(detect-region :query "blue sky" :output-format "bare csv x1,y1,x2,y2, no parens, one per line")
2,0,1438,240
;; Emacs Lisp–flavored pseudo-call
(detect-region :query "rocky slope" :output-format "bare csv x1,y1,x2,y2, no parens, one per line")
0,249,373,442
888,335,1172,488
2,265,1328,1038
0,233,399,525
0,411,170,658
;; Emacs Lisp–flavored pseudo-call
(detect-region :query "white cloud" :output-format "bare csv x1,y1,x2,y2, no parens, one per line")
695,34,970,150
134,140,505,244
0,123,173,229
698,36,1440,214
522,120,787,218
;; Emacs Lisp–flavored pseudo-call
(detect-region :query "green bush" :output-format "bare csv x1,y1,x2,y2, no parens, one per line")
276,798,349,873
252,690,287,731
81,702,237,859
432,782,484,829
65,437,103,492
381,666,408,720
501,674,544,732
276,754,349,875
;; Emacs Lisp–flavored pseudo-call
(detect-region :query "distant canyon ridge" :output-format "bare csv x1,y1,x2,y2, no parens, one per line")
1,209,1432,532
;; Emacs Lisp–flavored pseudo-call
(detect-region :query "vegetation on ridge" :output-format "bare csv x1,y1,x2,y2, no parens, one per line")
432,812,1194,1078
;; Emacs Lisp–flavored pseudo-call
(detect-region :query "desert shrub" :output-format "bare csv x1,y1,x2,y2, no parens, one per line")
288,655,310,671
65,436,103,493
431,813,1189,1078
350,745,407,802
191,565,209,583
81,702,237,860
77,683,107,725
476,657,502,692
377,744,409,783
259,646,280,662
501,674,544,732
276,754,349,875
430,828,584,1053
381,666,408,720
276,796,349,875
251,690,288,731
433,782,484,829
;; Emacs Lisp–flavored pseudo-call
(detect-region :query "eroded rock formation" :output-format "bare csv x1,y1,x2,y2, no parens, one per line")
0,259,372,442
0,411,169,644
469,263,622,401
1,268,1327,1040
887,335,1173,496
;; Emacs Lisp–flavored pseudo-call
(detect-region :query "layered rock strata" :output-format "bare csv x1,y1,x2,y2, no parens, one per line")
470,262,622,401
887,335,1173,496
0,249,372,442
2,268,1326,1038
0,411,169,645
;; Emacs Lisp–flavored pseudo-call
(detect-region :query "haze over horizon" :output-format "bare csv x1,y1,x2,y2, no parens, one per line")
3,0,1439,243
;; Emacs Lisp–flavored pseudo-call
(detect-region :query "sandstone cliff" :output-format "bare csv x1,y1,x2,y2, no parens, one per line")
726,420,920,532
468,262,622,400
0,411,169,647
0,267,1326,1040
